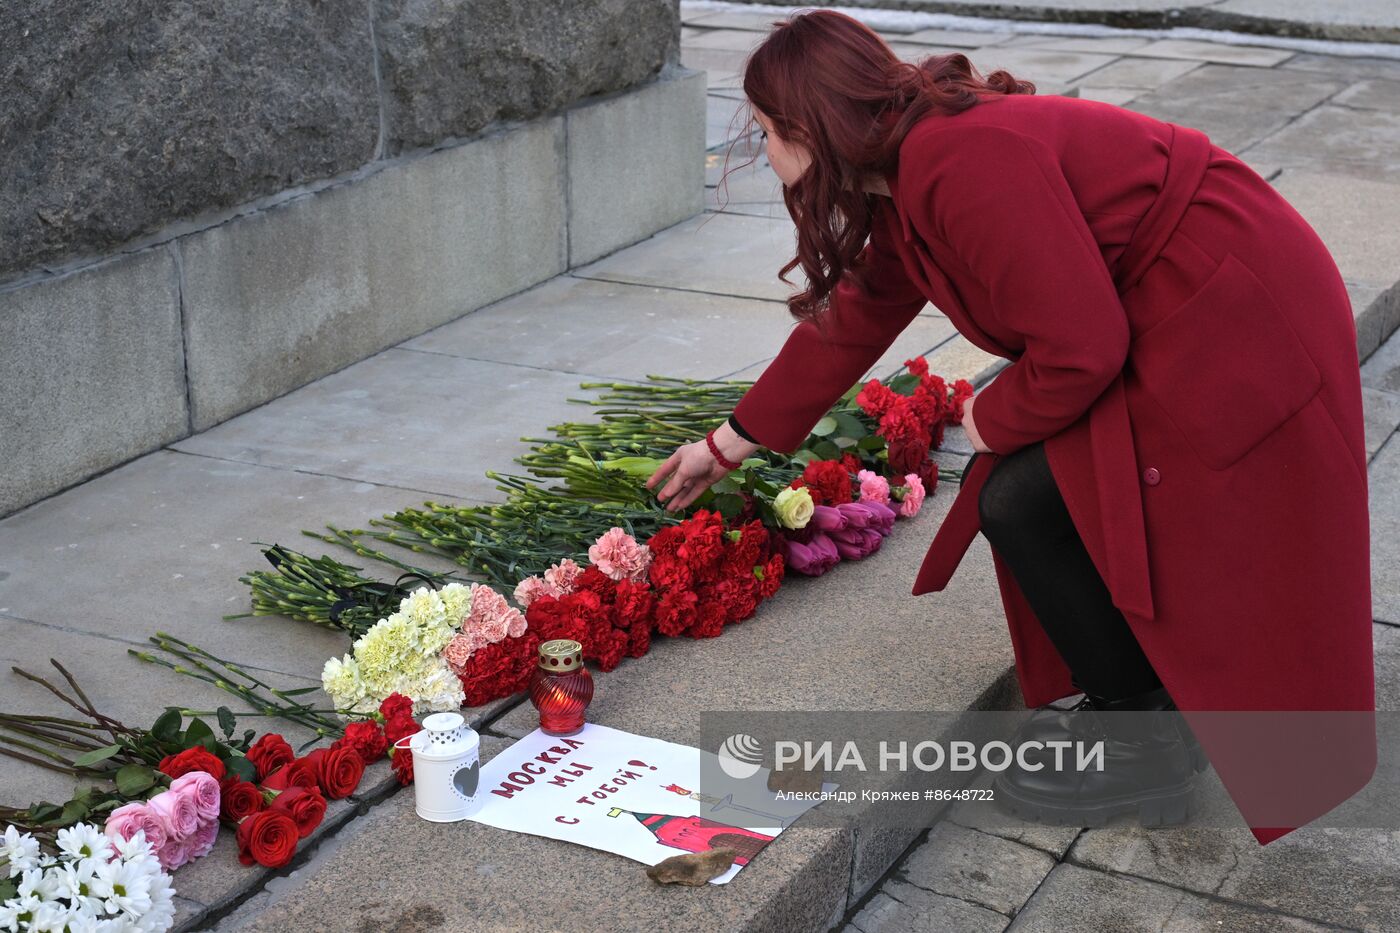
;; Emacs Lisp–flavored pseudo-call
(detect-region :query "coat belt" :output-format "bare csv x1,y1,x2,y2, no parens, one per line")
911,121,1214,623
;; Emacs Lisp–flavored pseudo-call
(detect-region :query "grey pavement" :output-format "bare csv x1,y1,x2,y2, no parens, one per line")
2,3,1400,930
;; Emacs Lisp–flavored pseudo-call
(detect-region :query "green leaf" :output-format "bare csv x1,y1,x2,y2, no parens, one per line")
831,412,868,440
840,382,863,404
151,708,182,743
0,880,16,902
713,493,746,520
115,764,158,797
226,756,257,783
790,449,818,467
812,440,841,461
71,744,123,769
710,476,741,496
279,686,321,697
184,717,214,747
217,706,237,738
811,416,838,437
858,435,886,452
889,373,920,394
28,803,62,824
58,798,90,826
739,457,767,470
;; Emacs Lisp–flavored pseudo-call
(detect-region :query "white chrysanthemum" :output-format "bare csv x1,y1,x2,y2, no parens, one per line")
400,587,447,630
55,859,104,917
28,900,77,932
137,878,175,933
438,582,473,624
56,824,111,864
0,894,40,931
1,825,39,877
92,857,153,919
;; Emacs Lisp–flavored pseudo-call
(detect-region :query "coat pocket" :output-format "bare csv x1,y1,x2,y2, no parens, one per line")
1127,251,1322,471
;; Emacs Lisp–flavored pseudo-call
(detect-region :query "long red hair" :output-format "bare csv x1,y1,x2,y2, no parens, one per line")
715,10,1035,326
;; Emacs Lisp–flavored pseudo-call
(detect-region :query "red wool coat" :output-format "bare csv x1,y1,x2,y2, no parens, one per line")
730,92,1376,845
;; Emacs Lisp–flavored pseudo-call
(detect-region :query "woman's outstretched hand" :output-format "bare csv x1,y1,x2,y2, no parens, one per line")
646,422,761,513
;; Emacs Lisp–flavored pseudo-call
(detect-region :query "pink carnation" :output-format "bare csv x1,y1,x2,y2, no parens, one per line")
443,631,481,675
857,470,891,505
170,770,221,822
543,558,583,595
466,584,524,644
506,608,527,638
105,802,168,854
513,575,550,609
588,527,653,583
897,473,926,518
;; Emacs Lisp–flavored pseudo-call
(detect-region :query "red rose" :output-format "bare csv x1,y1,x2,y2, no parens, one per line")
303,746,365,800
334,720,388,767
158,746,226,782
269,786,327,839
219,777,265,825
246,733,295,781
235,809,299,868
261,759,318,793
389,747,414,786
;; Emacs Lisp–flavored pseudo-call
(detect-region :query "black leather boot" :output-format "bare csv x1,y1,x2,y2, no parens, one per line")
993,684,1201,827
1012,680,1209,774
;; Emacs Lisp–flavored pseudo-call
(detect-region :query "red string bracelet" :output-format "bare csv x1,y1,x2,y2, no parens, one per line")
705,429,743,471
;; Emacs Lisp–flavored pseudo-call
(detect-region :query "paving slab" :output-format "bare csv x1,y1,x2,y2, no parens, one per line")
571,211,810,303
946,772,1081,857
1130,38,1295,68
1362,323,1400,395
955,45,1120,84
0,449,467,684
217,737,855,933
1072,85,1141,106
1241,105,1400,185
1362,387,1400,461
709,93,755,150
1333,78,1400,113
1071,54,1204,89
685,27,766,52
998,32,1151,54
726,317,959,386
1010,862,1336,931
403,275,801,382
901,27,1016,49
171,348,593,502
843,878,1008,933
1281,53,1400,83
1371,439,1400,625
897,822,1055,916
1127,63,1348,154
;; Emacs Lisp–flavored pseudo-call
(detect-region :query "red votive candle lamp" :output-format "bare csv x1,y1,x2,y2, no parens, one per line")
529,639,594,736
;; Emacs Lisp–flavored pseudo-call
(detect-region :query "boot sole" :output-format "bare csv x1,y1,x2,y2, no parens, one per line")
992,775,1196,829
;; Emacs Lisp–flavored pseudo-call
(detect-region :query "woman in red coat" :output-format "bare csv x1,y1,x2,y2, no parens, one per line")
647,11,1375,845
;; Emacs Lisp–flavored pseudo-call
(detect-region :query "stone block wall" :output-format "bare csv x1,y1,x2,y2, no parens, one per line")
0,1,704,517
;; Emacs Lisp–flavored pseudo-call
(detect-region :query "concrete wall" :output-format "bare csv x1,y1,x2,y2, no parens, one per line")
0,0,706,517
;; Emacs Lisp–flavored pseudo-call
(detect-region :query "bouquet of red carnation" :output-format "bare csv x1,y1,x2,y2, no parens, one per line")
645,511,784,640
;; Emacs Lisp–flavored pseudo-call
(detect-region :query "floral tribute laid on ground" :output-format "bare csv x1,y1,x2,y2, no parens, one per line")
0,361,969,929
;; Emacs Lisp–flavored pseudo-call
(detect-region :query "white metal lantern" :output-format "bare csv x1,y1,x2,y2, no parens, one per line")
409,711,483,822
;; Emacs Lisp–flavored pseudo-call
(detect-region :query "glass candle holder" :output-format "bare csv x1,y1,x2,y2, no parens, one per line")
529,639,594,736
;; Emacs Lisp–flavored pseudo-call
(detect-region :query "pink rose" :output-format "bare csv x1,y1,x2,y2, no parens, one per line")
857,470,891,505
543,558,583,595
896,473,926,518
148,786,201,841
105,802,167,854
157,835,193,871
513,576,550,609
588,527,653,583
170,770,221,822
186,816,219,861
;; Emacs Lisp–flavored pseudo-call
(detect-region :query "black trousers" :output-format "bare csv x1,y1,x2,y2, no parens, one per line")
973,440,1163,702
